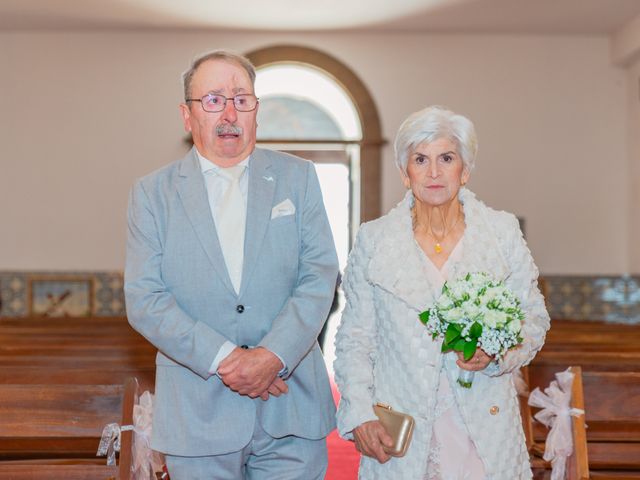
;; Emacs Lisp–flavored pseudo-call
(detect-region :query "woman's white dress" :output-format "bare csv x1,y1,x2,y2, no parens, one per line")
423,241,485,480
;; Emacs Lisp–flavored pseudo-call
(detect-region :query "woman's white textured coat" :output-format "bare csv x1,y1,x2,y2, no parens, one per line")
334,189,550,479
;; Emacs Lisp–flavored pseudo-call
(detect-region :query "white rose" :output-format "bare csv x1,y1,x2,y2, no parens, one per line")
483,286,500,302
438,295,454,309
449,283,466,300
463,303,482,321
445,307,464,322
495,311,509,327
482,310,507,329
507,317,522,334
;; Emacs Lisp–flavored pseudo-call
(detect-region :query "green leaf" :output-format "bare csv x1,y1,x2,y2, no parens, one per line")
445,325,461,345
419,310,430,325
469,322,483,339
442,333,460,347
453,338,466,351
463,339,478,361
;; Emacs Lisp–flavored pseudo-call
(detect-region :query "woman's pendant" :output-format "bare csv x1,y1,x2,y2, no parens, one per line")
434,242,443,253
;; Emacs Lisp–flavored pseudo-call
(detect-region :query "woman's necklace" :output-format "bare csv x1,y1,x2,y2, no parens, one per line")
412,204,463,253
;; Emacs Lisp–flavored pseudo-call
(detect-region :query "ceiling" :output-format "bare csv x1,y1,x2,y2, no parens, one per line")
1,0,639,35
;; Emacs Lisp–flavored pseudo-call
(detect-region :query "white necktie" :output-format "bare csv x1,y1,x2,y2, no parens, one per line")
215,164,246,294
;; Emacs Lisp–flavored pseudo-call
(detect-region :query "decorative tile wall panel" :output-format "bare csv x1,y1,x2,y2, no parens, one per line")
543,275,640,324
1,271,639,324
0,271,125,317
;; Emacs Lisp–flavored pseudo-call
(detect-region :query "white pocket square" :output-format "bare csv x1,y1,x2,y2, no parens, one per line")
271,199,296,219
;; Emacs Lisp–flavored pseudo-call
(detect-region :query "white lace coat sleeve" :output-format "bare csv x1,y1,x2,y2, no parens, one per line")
488,215,550,376
334,227,380,439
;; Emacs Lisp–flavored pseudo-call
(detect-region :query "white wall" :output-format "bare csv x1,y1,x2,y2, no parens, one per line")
628,56,640,273
0,31,631,274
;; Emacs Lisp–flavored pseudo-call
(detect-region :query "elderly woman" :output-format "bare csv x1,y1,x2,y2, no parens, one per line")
334,106,550,479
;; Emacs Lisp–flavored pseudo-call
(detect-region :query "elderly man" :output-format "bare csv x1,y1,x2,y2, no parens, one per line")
125,50,339,479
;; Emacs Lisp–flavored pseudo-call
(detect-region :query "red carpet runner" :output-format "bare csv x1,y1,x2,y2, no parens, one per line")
326,378,360,480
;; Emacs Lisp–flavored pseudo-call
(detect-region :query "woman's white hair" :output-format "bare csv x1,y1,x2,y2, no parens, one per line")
393,106,478,175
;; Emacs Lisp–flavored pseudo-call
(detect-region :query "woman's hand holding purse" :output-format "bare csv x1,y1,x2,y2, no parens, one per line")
353,420,394,464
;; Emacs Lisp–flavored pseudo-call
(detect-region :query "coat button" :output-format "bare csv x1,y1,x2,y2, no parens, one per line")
236,305,244,313
490,405,500,415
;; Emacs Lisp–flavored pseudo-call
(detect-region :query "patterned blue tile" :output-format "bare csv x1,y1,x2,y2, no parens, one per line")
0,271,125,317
544,275,640,324
1,271,640,324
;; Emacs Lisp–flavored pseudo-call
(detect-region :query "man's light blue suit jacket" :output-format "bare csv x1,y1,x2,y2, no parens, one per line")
125,147,339,456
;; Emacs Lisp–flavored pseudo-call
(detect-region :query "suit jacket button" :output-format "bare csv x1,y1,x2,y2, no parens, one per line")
490,405,499,415
236,305,245,313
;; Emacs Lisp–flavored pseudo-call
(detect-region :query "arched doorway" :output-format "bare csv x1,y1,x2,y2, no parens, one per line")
254,63,358,271
246,45,384,224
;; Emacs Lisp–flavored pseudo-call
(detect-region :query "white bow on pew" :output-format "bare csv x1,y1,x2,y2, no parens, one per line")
97,422,133,466
528,368,585,480
131,391,164,479
97,390,164,479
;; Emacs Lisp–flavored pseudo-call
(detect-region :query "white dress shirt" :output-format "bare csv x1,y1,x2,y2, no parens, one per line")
196,149,285,377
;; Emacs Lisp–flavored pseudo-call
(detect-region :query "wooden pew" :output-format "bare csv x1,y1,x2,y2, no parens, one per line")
0,366,155,392
0,317,156,477
0,316,157,375
577,371,640,478
0,316,142,340
0,464,118,479
118,377,136,480
534,319,640,372
0,316,135,328
521,366,589,480
0,378,137,479
527,365,640,479
0,378,136,462
530,318,640,477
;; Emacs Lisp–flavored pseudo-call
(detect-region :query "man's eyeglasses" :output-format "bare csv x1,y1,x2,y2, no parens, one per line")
186,93,259,113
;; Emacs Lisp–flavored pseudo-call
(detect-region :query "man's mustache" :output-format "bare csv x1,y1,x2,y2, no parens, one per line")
216,124,243,136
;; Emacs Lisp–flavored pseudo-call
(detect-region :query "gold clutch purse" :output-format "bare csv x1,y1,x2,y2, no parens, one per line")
372,402,415,457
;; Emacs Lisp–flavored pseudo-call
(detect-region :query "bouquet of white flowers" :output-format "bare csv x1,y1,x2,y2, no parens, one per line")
419,272,524,388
